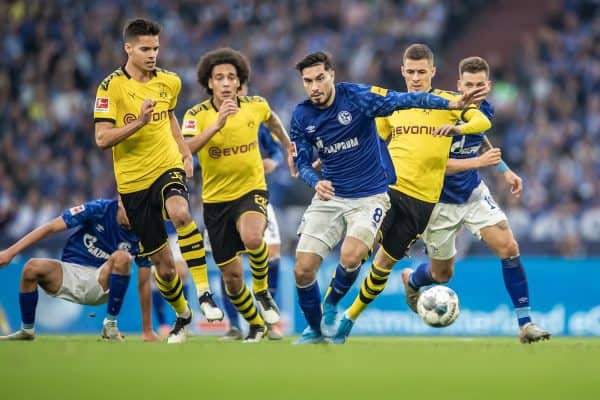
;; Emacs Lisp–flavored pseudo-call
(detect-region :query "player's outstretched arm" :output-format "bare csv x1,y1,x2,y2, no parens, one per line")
433,108,492,137
0,217,67,268
169,112,194,178
95,99,155,149
445,148,502,174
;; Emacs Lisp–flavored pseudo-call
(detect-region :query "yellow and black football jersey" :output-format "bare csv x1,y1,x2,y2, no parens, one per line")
94,66,183,194
182,96,272,203
376,89,491,203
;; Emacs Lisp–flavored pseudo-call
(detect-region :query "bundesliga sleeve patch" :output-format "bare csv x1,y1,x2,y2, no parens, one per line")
95,97,109,112
69,204,85,215
370,86,388,96
183,119,196,131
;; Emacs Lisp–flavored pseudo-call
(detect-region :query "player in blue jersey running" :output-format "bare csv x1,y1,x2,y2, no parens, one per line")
290,51,486,344
0,198,154,341
403,56,551,343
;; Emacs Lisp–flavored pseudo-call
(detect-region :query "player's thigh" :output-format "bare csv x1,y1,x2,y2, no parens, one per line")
463,182,508,240
296,196,346,255
380,190,435,261
52,262,109,306
236,190,268,243
204,200,245,267
264,203,281,247
24,258,63,295
344,192,390,251
423,202,465,261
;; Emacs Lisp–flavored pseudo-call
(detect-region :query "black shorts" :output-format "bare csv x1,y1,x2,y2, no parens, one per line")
120,168,189,257
379,188,435,261
204,190,268,266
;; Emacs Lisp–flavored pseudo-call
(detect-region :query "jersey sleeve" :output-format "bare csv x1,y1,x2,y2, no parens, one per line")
344,83,450,118
94,78,119,124
259,125,284,165
169,75,182,111
257,97,272,123
61,200,110,229
458,108,492,134
375,117,393,141
290,111,319,188
181,109,200,138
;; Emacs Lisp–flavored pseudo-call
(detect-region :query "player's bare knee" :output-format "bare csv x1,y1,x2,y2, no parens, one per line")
110,250,132,275
431,269,453,283
339,250,363,270
241,232,263,251
223,271,243,294
294,261,316,286
22,259,43,281
168,207,191,228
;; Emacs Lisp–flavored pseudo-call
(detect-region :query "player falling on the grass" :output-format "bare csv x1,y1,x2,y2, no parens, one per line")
94,18,223,344
182,47,292,342
290,50,486,344
0,199,153,341
328,44,492,344
403,56,551,344
219,90,286,341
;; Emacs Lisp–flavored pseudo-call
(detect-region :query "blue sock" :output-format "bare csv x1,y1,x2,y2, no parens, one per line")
221,278,240,329
409,262,435,289
106,273,130,319
19,290,38,329
152,289,167,325
267,258,280,301
297,280,322,333
501,256,531,327
324,264,360,306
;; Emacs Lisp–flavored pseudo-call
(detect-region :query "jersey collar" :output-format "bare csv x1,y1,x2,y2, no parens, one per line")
120,65,158,79
210,96,241,111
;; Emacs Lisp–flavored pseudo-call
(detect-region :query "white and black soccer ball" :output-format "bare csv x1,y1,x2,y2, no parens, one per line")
416,285,460,328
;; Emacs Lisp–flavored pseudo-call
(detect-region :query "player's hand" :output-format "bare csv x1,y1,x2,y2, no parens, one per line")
312,159,322,171
0,249,15,268
477,148,502,168
216,99,238,129
263,158,278,174
315,180,335,201
183,155,193,179
449,86,488,109
138,99,155,125
432,125,461,137
504,170,523,199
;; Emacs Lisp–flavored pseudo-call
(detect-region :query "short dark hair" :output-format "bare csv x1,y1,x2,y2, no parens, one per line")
403,43,434,65
196,47,250,95
459,56,490,77
123,18,161,42
295,51,334,73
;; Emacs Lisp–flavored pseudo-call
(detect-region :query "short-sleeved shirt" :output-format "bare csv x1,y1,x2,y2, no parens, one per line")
94,66,183,194
182,96,272,203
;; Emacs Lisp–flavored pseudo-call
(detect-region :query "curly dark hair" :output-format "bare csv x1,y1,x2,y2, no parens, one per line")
196,48,250,95
123,18,161,42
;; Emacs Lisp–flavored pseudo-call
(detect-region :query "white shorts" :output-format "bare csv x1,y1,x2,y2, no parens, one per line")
50,262,109,306
296,192,390,259
203,203,281,253
423,181,507,260
264,203,281,246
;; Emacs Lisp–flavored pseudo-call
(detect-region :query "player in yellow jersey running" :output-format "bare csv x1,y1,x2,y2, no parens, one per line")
329,43,492,343
182,48,292,342
93,19,222,344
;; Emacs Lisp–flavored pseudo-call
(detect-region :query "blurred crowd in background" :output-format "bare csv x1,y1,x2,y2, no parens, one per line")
0,0,598,255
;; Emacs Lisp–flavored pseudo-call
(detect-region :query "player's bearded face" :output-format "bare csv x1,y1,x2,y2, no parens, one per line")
401,58,435,92
301,65,335,107
458,71,490,99
209,63,240,102
125,35,159,72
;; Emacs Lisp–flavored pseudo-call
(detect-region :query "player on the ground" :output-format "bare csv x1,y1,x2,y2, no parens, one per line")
94,19,222,344
220,120,285,341
0,198,153,341
182,47,292,342
330,44,492,344
290,50,487,344
402,56,551,343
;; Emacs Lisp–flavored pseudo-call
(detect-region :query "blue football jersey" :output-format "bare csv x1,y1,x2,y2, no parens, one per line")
291,82,450,198
61,199,151,268
440,100,495,204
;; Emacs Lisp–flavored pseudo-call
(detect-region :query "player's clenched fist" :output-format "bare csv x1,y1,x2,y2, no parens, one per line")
139,99,155,125
477,148,502,168
0,250,14,268
315,180,335,201
216,99,238,129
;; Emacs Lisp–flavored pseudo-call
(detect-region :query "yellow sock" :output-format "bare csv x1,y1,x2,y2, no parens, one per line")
227,283,264,326
247,240,269,293
346,263,390,320
154,272,188,315
176,221,209,294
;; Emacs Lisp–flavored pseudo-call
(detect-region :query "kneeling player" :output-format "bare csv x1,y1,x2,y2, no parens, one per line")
0,198,152,341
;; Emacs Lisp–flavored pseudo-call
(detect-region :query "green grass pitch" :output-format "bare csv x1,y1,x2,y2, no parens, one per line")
1,336,599,400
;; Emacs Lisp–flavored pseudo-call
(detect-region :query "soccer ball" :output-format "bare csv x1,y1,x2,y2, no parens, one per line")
416,285,460,328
